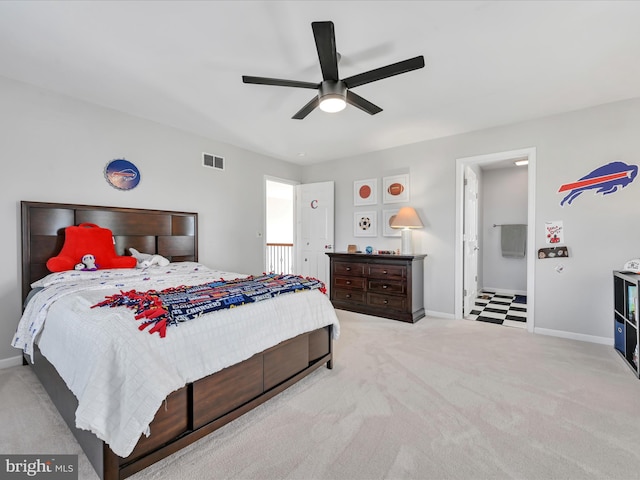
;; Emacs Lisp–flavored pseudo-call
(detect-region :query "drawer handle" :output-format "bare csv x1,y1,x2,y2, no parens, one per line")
345,267,351,271
382,285,388,289
383,270,388,274
346,280,351,285
346,294,351,298
383,300,389,304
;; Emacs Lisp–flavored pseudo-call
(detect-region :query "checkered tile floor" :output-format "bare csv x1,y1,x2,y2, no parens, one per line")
467,291,527,328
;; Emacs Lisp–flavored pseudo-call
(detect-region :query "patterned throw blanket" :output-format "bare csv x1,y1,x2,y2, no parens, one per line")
92,273,326,337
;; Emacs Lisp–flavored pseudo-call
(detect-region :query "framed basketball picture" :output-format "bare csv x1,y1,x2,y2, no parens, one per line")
383,174,409,204
354,211,377,237
383,209,401,237
353,178,377,206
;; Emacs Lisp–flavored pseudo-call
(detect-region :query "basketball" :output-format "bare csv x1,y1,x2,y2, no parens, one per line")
359,185,371,199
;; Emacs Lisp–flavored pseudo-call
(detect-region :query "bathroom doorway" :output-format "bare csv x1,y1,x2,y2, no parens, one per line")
454,148,536,332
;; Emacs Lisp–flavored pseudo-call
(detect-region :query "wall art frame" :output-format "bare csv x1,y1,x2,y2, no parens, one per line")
353,178,377,206
354,211,377,237
383,209,402,237
383,174,409,204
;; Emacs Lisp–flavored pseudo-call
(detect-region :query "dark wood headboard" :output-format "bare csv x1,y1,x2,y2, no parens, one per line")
21,201,198,302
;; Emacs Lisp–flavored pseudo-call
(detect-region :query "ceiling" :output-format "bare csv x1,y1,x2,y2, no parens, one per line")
1,1,639,166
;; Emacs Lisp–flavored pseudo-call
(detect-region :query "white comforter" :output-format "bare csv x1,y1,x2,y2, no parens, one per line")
12,262,340,457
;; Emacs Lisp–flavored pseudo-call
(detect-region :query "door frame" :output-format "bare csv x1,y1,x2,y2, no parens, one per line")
454,147,536,332
463,165,479,317
264,175,298,273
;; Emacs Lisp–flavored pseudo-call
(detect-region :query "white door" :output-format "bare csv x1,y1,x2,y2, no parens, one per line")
463,167,479,316
295,182,334,290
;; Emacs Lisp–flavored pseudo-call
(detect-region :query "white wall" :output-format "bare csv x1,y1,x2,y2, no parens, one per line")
303,98,640,343
3,73,640,364
481,166,528,293
0,76,302,364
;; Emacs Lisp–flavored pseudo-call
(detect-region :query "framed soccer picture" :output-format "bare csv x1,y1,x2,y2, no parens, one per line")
354,178,377,206
383,174,409,204
383,209,401,237
354,211,377,237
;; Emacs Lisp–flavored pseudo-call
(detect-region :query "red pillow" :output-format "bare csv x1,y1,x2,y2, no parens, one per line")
46,223,137,272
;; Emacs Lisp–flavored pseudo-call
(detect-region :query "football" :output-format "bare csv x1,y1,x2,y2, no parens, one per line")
387,182,404,196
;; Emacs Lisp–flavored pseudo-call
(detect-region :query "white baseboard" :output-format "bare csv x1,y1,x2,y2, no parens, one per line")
481,287,527,296
425,310,456,319
0,355,23,369
534,327,612,346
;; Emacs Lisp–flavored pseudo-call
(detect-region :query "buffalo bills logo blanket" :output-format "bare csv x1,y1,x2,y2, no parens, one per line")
92,273,326,337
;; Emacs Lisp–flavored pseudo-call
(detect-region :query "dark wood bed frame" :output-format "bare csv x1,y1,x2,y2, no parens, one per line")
21,201,333,480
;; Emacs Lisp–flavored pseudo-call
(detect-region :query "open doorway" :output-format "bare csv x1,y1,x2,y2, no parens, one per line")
454,148,536,332
264,178,335,288
265,177,296,274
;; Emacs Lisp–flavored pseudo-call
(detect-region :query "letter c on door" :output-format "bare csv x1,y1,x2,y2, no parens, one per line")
310,200,318,209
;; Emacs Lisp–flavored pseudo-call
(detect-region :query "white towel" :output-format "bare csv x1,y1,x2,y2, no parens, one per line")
501,224,527,258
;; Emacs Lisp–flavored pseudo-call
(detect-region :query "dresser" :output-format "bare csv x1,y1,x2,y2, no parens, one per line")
326,252,426,323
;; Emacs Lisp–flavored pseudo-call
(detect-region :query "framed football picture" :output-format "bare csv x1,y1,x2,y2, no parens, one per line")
383,174,409,204
354,178,377,206
354,211,377,237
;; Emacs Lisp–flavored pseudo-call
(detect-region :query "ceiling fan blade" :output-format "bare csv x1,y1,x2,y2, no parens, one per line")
342,55,425,89
346,90,383,115
292,96,320,120
242,75,318,89
312,21,339,81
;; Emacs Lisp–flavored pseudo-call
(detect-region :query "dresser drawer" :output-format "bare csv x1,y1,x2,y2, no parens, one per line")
333,289,366,304
334,276,366,290
368,280,405,295
367,292,407,311
368,264,406,280
334,262,366,276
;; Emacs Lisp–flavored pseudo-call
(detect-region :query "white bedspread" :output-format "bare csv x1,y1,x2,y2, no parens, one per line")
12,263,339,457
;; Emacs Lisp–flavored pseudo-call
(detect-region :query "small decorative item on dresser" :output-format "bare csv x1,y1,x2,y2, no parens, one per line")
347,244,358,253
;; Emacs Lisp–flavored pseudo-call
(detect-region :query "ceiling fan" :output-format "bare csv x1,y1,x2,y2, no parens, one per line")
242,21,425,119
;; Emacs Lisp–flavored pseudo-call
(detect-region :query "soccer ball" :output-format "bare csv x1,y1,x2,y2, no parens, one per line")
359,216,371,230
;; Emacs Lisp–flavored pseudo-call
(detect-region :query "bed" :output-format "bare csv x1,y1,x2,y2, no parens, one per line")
16,201,338,480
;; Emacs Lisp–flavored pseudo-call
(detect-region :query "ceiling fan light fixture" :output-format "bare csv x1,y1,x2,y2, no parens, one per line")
319,95,346,113
318,80,347,113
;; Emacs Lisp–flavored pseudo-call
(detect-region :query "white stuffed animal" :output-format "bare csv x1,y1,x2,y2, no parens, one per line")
129,248,170,268
81,253,98,270
74,254,98,271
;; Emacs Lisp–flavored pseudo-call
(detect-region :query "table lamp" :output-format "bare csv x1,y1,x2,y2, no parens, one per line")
390,206,423,254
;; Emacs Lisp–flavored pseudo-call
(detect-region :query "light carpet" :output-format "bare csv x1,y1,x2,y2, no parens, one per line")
2,311,640,480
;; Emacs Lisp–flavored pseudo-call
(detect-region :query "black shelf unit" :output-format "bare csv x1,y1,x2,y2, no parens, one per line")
614,271,640,377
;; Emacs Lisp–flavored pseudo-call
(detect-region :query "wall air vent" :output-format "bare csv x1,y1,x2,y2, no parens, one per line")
202,153,225,171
